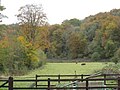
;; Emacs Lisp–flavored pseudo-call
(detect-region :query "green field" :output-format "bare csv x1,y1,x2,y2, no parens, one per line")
0,62,112,90
25,62,111,77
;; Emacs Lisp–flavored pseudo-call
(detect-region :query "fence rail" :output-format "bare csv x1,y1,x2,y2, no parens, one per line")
0,74,120,90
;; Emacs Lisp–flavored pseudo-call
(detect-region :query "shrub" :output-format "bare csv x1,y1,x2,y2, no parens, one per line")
95,64,120,74
91,52,100,61
111,48,120,64
111,57,119,64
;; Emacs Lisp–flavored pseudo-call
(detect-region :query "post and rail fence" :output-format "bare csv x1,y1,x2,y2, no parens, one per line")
1,74,120,90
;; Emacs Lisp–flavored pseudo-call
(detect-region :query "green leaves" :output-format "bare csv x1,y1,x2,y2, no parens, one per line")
0,6,6,11
47,9,120,61
0,6,7,22
111,48,120,64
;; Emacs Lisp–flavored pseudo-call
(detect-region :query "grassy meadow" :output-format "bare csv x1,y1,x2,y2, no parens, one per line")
1,62,113,89
25,62,111,77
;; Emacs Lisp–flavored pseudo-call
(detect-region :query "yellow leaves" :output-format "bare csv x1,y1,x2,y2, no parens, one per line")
17,36,24,41
105,22,117,30
27,54,39,61
16,25,49,65
17,35,38,61
27,53,32,57
26,50,39,62
17,36,25,45
31,55,39,62
17,36,33,48
0,37,9,48
25,43,32,48
17,35,40,63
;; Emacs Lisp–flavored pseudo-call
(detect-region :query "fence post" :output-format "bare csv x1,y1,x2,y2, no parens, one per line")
86,78,88,90
104,74,106,85
81,74,83,82
8,77,13,90
118,77,120,90
58,74,60,84
48,78,50,90
35,75,38,88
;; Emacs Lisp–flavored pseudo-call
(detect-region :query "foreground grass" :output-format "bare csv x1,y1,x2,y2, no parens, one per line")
0,62,112,90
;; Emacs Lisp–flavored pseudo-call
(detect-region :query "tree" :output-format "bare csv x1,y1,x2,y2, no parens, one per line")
16,4,48,70
0,5,7,22
67,32,87,59
62,18,81,27
17,4,47,47
111,48,120,64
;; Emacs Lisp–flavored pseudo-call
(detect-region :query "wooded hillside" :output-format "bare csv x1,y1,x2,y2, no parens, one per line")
47,9,120,63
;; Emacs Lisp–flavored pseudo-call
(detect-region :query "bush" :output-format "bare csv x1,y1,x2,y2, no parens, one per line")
91,52,100,61
98,64,120,74
111,48,120,64
111,57,119,64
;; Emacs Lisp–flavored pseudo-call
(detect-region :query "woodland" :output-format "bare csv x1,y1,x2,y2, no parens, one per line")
0,4,120,75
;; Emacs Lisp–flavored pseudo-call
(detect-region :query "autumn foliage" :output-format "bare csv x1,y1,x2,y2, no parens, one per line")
1,5,120,75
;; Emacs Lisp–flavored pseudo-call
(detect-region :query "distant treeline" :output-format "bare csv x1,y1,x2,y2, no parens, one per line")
47,59,109,63
46,9,120,64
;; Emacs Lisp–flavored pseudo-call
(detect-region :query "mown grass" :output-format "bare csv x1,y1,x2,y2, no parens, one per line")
26,62,110,76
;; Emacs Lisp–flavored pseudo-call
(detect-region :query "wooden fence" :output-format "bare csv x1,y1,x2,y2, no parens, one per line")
1,74,120,90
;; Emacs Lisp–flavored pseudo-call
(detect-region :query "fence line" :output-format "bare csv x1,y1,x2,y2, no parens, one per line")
1,74,120,90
